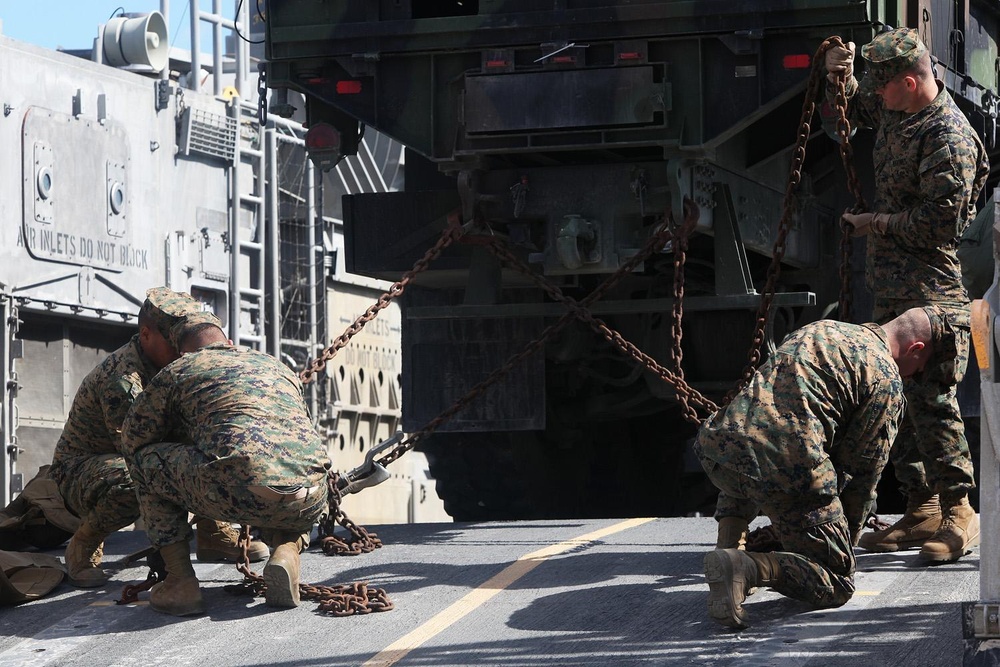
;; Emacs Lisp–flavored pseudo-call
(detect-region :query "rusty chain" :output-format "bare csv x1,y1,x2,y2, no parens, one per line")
116,569,162,606
231,563,394,617
828,36,868,323
227,514,392,616
317,473,384,556
668,201,702,424
299,212,465,384
371,198,715,470
467,203,718,426
726,37,865,402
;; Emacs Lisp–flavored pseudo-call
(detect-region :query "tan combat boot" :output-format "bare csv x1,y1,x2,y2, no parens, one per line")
194,518,270,563
263,532,306,608
857,493,941,552
919,496,980,563
65,519,110,588
703,548,781,629
150,541,205,616
716,517,749,550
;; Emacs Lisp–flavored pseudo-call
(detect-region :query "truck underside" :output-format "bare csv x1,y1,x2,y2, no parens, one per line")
265,0,1000,519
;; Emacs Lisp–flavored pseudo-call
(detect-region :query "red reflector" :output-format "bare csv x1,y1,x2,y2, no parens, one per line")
305,123,341,151
485,59,508,68
783,54,811,69
336,80,362,94
618,52,641,60
553,55,575,64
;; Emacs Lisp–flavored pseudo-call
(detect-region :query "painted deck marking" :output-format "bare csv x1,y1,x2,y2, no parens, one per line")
363,517,656,667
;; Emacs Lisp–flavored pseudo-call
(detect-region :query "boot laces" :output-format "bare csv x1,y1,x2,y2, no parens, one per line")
88,543,104,567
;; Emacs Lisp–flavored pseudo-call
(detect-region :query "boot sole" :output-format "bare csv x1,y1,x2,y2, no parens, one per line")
857,538,930,553
196,546,270,563
150,600,206,616
67,573,110,588
703,551,749,629
263,560,300,608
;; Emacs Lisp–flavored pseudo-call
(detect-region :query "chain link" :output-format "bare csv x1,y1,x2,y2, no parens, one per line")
299,213,465,384
472,204,716,426
116,570,162,605
370,199,715,476
227,491,391,616
726,37,863,402
317,474,384,556
828,36,868,323
668,204,702,424
231,565,394,617
257,64,268,126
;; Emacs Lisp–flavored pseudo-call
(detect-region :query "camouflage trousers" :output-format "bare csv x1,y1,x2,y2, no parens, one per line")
130,443,329,548
53,453,140,536
703,460,856,608
873,300,976,501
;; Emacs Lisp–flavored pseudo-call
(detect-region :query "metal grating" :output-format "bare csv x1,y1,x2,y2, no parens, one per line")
178,107,237,162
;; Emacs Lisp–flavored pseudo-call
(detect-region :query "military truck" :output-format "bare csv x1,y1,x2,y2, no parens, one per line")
263,0,1000,520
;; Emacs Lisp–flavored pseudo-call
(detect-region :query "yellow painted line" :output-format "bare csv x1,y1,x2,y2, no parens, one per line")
363,517,656,667
853,591,881,596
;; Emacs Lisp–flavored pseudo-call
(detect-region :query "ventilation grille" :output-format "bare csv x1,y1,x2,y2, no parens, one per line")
178,107,237,162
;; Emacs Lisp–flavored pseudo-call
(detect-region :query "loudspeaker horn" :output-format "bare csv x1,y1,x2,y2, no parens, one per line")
103,12,169,72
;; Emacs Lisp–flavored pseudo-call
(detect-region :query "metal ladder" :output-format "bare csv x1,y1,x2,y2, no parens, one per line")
182,0,265,349
228,101,266,350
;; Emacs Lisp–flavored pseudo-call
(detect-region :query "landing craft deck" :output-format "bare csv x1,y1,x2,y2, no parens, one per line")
0,517,975,666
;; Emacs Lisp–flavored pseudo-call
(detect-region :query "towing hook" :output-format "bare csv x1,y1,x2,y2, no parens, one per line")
556,215,601,270
336,431,404,495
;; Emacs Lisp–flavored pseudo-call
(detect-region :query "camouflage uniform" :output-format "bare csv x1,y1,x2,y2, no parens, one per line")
695,320,905,607
49,288,210,534
822,29,988,503
120,343,331,549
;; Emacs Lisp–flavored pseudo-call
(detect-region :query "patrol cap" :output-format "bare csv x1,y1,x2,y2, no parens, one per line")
923,305,958,367
138,287,208,340
168,310,224,349
860,27,928,91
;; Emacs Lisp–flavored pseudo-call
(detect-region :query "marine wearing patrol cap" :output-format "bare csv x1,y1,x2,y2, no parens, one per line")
860,27,929,90
168,310,224,349
139,287,212,340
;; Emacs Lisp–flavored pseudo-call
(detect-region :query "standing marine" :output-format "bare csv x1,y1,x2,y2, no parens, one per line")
823,27,989,562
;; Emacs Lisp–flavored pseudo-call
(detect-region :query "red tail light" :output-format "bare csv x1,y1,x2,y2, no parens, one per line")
336,80,362,94
305,123,342,151
782,54,811,69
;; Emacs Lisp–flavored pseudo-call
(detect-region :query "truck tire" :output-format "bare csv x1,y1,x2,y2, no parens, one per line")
418,432,553,521
418,412,709,520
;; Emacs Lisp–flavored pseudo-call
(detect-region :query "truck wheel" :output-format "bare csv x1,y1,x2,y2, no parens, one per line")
419,432,560,521
418,411,706,520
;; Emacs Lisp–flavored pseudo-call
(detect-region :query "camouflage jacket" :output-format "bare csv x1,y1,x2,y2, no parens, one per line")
695,320,905,532
120,343,330,487
49,335,155,484
823,78,989,303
